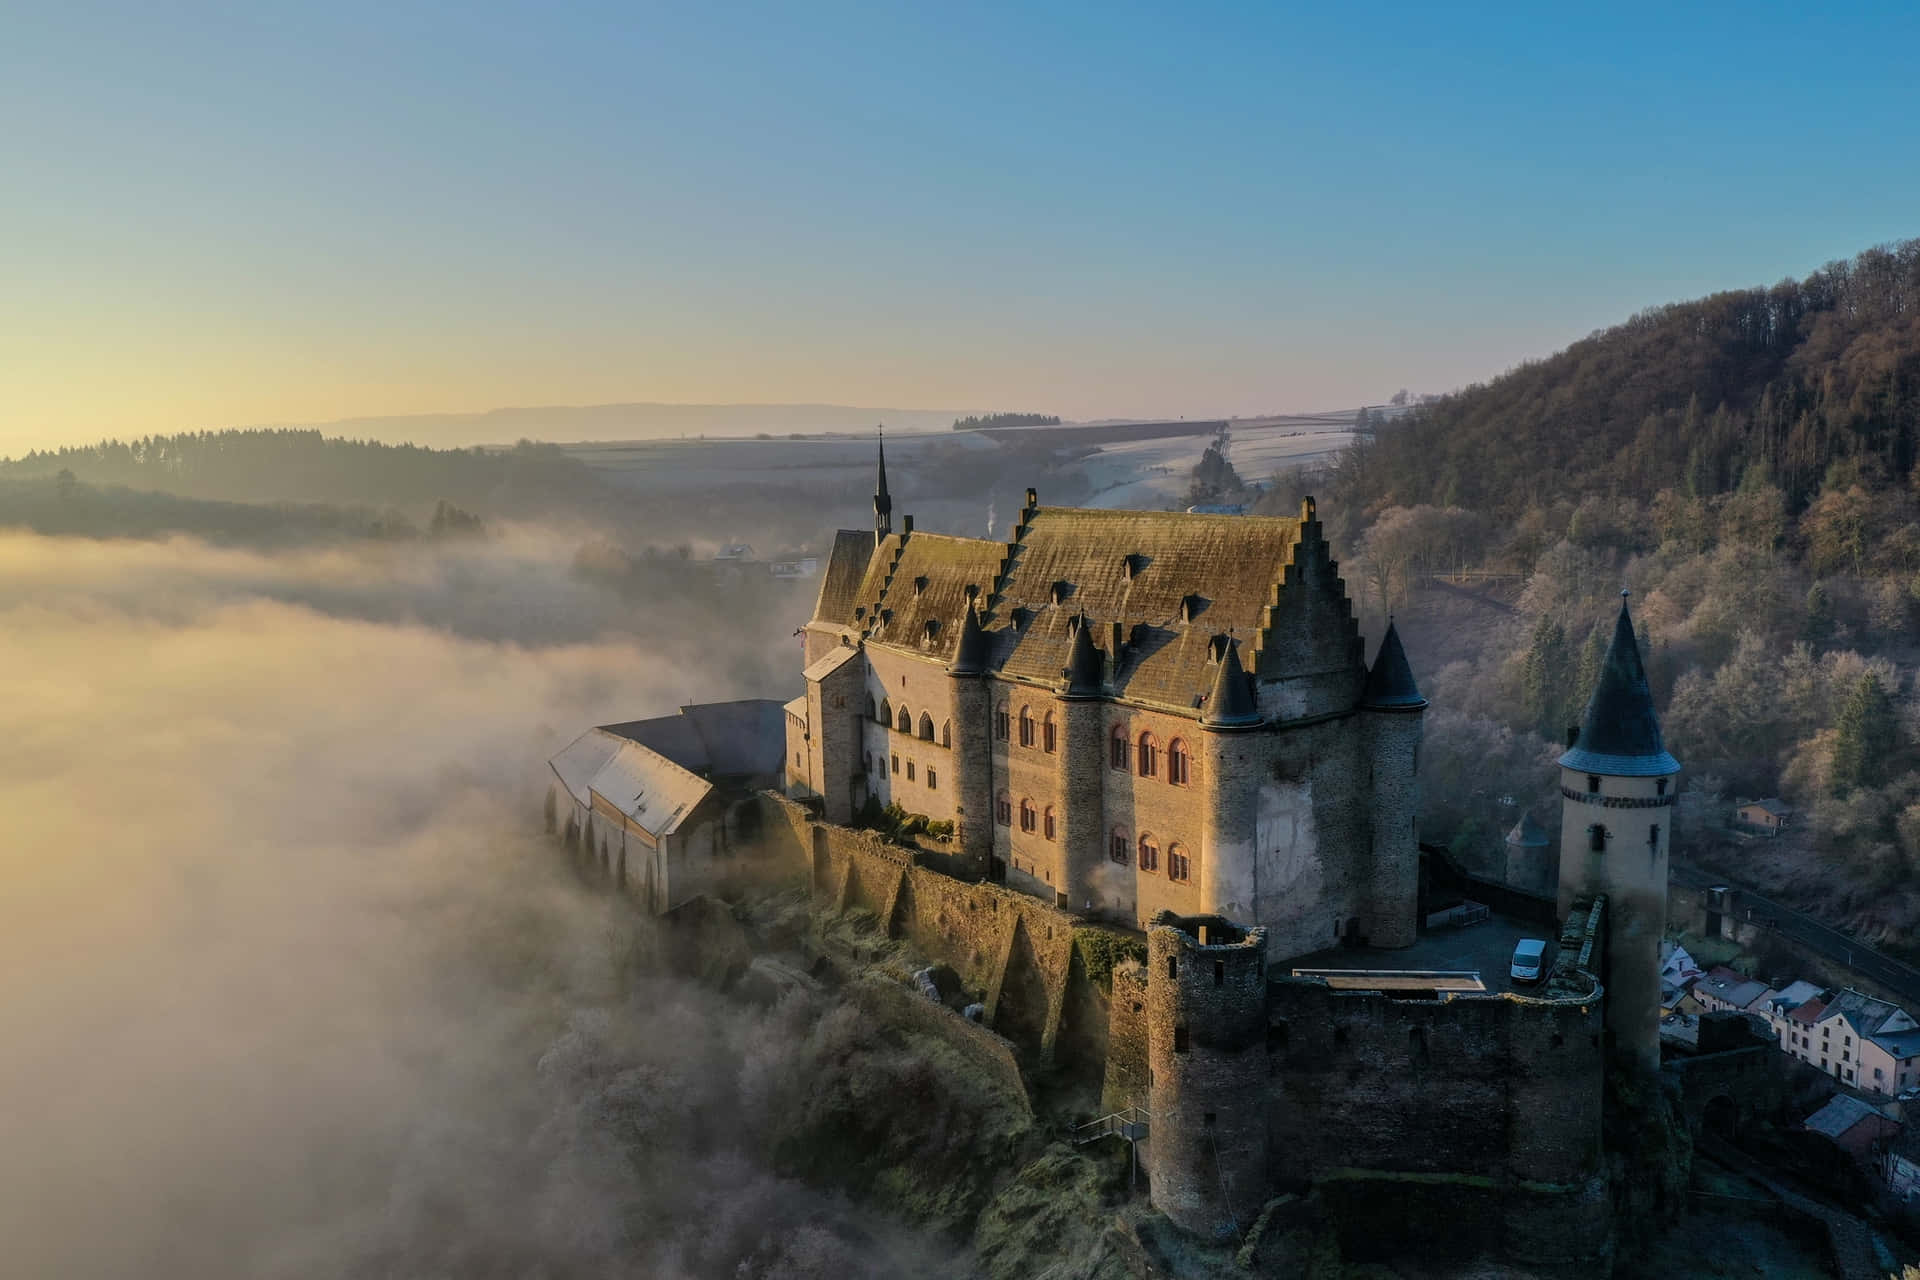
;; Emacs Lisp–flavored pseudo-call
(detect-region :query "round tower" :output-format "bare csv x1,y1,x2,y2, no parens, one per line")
1198,638,1263,927
1145,912,1269,1239
1557,591,1678,1071
1055,613,1106,911
947,603,994,879
1359,619,1426,948
1504,809,1555,899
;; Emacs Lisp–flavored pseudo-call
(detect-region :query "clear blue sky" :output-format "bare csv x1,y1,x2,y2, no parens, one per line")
4,0,1917,445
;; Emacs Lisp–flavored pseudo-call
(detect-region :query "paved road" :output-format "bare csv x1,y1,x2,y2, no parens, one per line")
1672,861,1920,1007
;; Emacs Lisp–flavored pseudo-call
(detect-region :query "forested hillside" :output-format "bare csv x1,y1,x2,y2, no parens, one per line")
1343,238,1920,517
0,430,593,513
1313,239,1920,958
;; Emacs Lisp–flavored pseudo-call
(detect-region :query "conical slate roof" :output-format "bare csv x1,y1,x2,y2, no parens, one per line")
948,603,990,676
1201,638,1262,729
1061,613,1103,698
1559,593,1679,777
1506,811,1550,848
1359,620,1426,711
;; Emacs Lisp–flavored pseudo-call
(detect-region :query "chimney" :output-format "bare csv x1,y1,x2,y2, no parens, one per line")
902,514,914,534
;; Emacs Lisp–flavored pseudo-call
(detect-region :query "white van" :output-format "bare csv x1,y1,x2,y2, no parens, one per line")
1510,939,1549,985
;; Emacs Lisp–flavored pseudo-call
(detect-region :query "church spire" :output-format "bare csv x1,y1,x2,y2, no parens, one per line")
873,426,893,545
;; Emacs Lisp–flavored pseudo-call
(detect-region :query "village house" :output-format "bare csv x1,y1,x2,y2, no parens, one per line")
1779,989,1920,1095
1803,1093,1902,1162
1882,1129,1920,1207
1762,980,1827,1047
1735,797,1793,835
1692,965,1772,1017
549,699,788,913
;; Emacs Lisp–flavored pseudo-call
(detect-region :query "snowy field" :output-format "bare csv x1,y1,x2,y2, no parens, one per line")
1077,423,1354,510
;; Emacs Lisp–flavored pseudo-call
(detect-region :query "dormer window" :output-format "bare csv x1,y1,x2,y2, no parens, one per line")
853,606,865,621
1121,554,1141,581
1181,594,1202,623
913,575,928,596
922,619,940,641
1051,580,1071,606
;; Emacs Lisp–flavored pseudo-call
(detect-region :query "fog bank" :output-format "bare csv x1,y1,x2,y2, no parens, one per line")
0,531,940,1278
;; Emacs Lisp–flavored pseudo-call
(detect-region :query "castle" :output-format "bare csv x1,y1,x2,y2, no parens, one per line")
551,444,1688,1269
784,437,1425,962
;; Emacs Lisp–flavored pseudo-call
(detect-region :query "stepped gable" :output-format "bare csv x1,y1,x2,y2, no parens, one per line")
1358,620,1425,710
811,528,875,627
859,532,1008,663
990,506,1302,714
1560,593,1679,776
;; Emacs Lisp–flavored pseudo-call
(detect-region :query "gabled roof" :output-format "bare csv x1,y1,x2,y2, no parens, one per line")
1789,996,1829,1027
1871,1028,1920,1062
1359,620,1426,710
1559,594,1679,777
810,529,876,630
1765,980,1825,1015
1695,966,1770,1010
1821,989,1912,1037
1741,798,1794,817
599,698,789,779
1804,1094,1893,1142
549,728,713,839
818,504,1316,717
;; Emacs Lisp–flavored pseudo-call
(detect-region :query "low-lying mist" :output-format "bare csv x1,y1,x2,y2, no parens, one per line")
0,530,948,1278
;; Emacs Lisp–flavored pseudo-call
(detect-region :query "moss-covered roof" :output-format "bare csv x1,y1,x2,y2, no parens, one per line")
814,503,1320,716
811,528,874,629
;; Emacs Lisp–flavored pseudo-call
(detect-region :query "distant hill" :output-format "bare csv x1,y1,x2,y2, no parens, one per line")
290,401,979,448
1345,238,1920,516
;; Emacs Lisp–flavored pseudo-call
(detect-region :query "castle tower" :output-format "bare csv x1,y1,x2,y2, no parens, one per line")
1504,810,1555,899
1198,638,1264,926
1557,591,1678,1071
1055,613,1106,911
1359,619,1426,947
1145,912,1269,1239
873,429,893,546
947,603,993,877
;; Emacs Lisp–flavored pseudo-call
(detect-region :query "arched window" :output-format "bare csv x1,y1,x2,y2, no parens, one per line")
1109,724,1129,771
1137,732,1158,778
897,705,912,733
1168,842,1191,883
995,791,1012,826
1019,798,1038,833
994,702,1011,741
1044,806,1056,840
879,698,892,727
918,712,935,741
1167,738,1190,786
1137,833,1160,873
1043,711,1057,754
940,719,952,748
867,695,878,721
1018,705,1036,748
1110,827,1130,863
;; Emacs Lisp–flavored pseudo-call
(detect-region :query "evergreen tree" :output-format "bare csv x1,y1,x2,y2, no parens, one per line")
1575,623,1608,704
1802,582,1835,650
1831,673,1899,794
1522,616,1571,740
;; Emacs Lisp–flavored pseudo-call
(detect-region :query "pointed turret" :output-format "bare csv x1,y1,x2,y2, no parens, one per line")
873,427,893,545
1359,620,1426,711
1201,638,1261,729
1506,810,1550,849
1062,613,1102,698
1559,591,1677,776
949,603,990,676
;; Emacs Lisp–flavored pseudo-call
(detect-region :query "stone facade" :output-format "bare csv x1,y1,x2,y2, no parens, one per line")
786,479,1426,953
